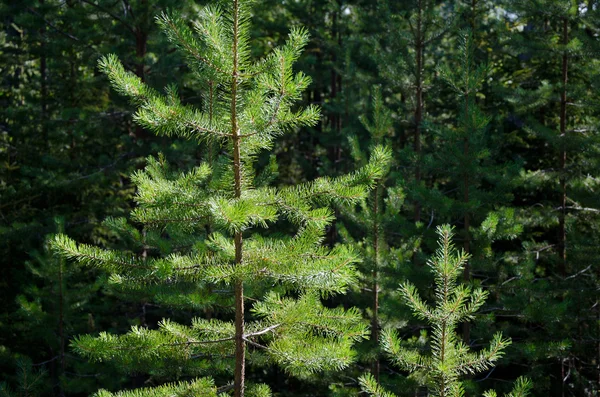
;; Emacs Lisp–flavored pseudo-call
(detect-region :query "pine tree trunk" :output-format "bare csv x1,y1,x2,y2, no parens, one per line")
134,0,149,140
462,83,471,345
462,2,477,347
371,184,381,381
58,257,65,375
327,7,340,246
135,32,147,82
231,2,245,396
39,0,48,148
69,54,76,159
414,0,424,225
558,17,568,276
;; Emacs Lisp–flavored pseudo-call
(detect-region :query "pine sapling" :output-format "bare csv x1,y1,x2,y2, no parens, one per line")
51,1,391,396
359,225,531,397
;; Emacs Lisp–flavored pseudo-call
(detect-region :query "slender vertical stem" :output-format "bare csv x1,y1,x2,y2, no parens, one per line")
470,0,477,31
371,184,381,381
414,0,424,225
69,51,76,159
134,0,148,140
58,255,65,375
231,1,245,396
39,0,48,147
558,17,568,276
209,82,214,125
440,261,449,397
462,29,472,345
207,80,217,165
327,6,340,246
597,288,600,388
561,359,565,397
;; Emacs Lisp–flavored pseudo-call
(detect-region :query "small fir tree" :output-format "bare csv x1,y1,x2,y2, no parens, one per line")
51,1,390,396
358,225,532,397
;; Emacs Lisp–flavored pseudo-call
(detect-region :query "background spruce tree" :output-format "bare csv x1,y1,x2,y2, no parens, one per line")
358,225,532,397
51,1,390,396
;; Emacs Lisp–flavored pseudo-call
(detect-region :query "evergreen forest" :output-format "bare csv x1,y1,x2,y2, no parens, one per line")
1,1,599,396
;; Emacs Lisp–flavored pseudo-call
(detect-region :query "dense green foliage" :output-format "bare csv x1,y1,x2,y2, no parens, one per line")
1,0,599,396
359,225,531,397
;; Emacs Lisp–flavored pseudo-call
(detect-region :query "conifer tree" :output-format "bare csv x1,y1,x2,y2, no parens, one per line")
497,1,600,393
382,0,447,226
428,28,523,347
0,358,48,397
51,1,390,396
358,225,532,397
11,218,122,395
337,89,400,382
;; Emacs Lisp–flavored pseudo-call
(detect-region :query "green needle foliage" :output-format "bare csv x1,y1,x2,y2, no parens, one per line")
359,225,531,397
337,88,417,389
51,1,390,396
93,378,217,397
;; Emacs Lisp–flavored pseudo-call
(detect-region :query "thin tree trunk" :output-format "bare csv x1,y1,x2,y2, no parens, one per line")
462,90,471,345
69,47,77,159
597,285,600,388
462,1,477,347
134,0,148,140
58,254,65,397
39,0,48,148
414,0,424,225
470,0,477,31
327,7,340,246
558,17,568,276
231,2,245,396
371,184,381,381
135,31,147,82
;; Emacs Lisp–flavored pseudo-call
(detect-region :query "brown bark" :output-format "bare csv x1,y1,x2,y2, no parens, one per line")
135,29,147,82
558,17,568,276
231,2,245,396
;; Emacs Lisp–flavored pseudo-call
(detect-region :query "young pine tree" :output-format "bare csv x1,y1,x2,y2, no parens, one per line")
427,29,523,354
52,1,390,396
358,225,532,397
379,0,448,227
337,88,404,383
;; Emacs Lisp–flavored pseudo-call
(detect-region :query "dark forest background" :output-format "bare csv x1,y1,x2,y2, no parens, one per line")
1,0,599,396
